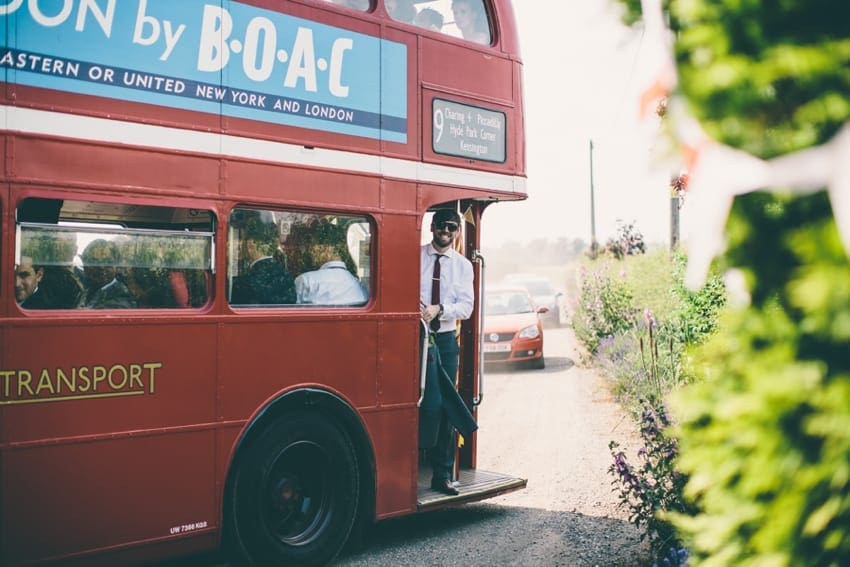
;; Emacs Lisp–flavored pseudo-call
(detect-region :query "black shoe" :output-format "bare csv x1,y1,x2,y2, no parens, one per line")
430,478,459,496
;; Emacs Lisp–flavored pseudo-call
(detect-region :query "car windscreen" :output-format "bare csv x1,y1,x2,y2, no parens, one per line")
486,291,533,315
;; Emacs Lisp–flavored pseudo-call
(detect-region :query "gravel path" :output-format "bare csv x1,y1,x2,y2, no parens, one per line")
164,327,649,566
336,327,650,566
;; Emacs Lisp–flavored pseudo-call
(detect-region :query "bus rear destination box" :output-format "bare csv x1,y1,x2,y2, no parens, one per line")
432,98,506,163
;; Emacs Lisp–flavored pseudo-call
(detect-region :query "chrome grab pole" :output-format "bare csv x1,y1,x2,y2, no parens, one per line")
417,318,429,407
473,249,485,407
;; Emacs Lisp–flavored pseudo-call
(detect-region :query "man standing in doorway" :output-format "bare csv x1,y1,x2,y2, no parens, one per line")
420,208,474,495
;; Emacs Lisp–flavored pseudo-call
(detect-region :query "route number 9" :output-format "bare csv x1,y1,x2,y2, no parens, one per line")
433,109,444,144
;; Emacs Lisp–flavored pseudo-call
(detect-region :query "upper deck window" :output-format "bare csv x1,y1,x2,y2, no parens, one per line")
323,0,372,12
390,0,491,45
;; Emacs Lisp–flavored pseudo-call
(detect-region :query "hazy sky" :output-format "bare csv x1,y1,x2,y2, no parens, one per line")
481,2,675,248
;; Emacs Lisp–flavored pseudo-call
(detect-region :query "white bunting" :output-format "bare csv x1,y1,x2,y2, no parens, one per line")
637,0,850,291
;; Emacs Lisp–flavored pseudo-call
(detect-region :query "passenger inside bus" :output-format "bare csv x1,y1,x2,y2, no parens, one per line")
125,232,212,309
24,261,85,309
16,209,86,310
414,7,444,31
386,0,415,23
15,198,214,311
123,265,186,309
37,233,85,309
81,239,137,309
289,219,368,306
14,256,45,308
230,211,296,306
451,0,489,44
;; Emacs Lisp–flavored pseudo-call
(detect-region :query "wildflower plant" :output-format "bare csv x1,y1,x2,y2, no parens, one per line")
605,221,647,259
593,276,696,415
609,404,693,563
573,264,636,353
665,253,726,347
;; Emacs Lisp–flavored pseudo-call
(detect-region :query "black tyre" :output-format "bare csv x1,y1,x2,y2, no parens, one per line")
529,356,545,370
227,411,360,567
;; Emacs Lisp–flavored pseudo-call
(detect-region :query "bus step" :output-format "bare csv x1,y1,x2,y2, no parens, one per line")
416,468,527,511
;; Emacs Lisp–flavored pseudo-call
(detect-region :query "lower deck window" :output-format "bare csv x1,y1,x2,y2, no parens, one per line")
15,198,214,310
227,208,371,307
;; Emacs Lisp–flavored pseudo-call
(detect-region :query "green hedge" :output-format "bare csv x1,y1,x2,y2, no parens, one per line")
671,192,850,565
612,0,850,564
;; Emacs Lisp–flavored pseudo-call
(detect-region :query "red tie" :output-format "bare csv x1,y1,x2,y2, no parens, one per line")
430,254,443,332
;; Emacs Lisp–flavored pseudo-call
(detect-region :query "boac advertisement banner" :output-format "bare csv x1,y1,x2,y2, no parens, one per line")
1,0,408,142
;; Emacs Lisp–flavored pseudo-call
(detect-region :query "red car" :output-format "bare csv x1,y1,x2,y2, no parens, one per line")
483,287,547,369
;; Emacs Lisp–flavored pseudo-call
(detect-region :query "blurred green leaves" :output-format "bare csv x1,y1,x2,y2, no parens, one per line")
613,0,850,564
673,1,850,159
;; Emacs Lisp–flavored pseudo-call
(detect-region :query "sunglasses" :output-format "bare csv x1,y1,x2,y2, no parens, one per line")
435,220,459,232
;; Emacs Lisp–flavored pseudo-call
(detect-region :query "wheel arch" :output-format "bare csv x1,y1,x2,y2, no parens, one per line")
222,387,377,540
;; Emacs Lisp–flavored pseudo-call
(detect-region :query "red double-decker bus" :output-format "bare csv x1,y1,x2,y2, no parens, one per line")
1,0,527,564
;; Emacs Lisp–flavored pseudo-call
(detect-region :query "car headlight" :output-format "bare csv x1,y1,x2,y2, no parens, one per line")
519,325,540,339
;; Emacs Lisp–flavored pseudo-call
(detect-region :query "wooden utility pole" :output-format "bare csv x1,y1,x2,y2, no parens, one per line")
670,193,680,250
670,172,687,251
589,139,598,256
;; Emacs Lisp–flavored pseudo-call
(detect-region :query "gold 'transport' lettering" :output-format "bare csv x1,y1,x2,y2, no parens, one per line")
0,362,163,405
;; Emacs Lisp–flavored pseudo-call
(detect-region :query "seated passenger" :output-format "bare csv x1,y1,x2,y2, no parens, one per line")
41,232,84,308
180,269,210,308
452,0,489,44
17,232,84,309
124,241,206,308
123,267,178,308
414,8,444,31
14,256,47,309
386,0,415,23
81,239,137,309
40,266,85,309
230,212,295,305
289,220,367,306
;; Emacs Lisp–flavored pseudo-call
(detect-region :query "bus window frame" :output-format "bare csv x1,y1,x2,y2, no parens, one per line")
226,205,374,309
317,0,374,14
17,222,216,271
13,198,217,312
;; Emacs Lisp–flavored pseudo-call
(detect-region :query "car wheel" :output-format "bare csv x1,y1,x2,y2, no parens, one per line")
227,411,360,567
529,356,545,370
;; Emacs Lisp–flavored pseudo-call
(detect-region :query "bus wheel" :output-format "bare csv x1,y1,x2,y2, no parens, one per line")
227,411,360,567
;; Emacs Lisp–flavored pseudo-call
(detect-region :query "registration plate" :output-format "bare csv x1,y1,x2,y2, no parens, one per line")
483,343,511,352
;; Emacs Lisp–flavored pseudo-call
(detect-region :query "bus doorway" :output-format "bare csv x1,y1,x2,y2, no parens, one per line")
416,203,526,510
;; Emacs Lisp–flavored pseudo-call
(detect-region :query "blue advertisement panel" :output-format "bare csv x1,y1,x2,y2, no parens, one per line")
0,0,407,142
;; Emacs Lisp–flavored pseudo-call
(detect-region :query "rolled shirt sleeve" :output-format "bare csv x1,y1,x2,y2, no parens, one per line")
443,257,474,323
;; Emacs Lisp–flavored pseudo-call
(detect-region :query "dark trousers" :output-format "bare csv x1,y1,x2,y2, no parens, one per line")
426,331,459,482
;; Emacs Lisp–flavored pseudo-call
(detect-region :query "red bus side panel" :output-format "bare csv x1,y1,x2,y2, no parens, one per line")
4,430,216,565
11,137,223,198
218,319,380,419
2,321,219,564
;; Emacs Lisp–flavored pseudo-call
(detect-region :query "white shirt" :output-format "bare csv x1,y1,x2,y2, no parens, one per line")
295,261,368,305
420,243,474,333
